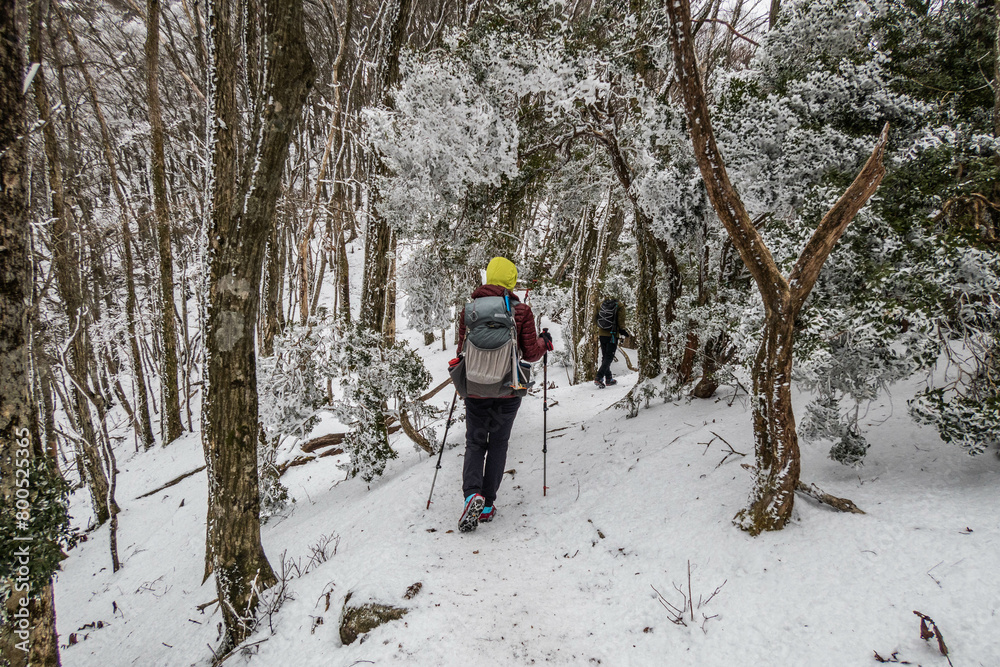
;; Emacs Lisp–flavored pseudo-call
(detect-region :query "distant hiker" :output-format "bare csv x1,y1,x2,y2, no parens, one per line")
447,257,552,533
594,297,629,388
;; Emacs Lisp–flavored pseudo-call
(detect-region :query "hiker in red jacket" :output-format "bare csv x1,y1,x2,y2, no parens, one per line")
450,257,551,532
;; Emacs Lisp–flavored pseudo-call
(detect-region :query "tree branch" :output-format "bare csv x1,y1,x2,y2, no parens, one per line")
698,18,760,47
788,123,889,313
666,0,787,304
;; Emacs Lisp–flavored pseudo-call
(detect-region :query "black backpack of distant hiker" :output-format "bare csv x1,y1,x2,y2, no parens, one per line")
595,299,619,332
449,295,530,399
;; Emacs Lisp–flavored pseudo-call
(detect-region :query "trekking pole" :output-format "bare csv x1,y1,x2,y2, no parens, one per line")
542,329,549,497
426,390,459,510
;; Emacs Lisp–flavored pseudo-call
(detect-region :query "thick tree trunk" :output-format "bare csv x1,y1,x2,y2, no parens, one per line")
633,210,662,379
667,0,887,534
204,0,314,651
28,2,113,524
737,302,799,531
360,174,392,332
0,5,61,659
146,0,184,444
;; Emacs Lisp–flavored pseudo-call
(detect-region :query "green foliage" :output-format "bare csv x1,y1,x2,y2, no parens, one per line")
876,0,996,117
909,342,1000,455
0,457,76,606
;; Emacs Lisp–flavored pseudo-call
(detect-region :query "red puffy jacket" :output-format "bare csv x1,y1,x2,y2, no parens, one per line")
457,284,547,363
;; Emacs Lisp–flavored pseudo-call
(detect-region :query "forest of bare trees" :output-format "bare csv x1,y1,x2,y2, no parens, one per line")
1,0,998,662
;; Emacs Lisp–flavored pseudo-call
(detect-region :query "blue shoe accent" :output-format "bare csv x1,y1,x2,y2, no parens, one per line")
459,494,485,533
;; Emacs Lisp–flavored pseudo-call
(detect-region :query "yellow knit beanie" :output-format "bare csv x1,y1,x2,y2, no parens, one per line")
485,257,518,290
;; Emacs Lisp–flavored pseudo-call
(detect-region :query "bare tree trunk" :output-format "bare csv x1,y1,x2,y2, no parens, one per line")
204,0,314,651
261,222,283,356
360,0,412,334
570,203,626,384
0,3,61,657
667,0,888,534
146,0,184,444
333,201,352,322
361,168,392,333
28,0,113,524
590,117,661,380
38,363,58,460
570,206,598,384
310,245,327,316
633,209,662,379
383,229,397,343
57,3,156,449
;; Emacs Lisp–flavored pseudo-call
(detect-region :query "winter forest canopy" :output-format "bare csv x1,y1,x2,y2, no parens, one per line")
0,0,998,663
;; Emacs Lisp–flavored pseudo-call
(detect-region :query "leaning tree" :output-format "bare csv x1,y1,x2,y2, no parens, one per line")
666,0,888,534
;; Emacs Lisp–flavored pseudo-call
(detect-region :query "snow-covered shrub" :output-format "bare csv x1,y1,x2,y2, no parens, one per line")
329,323,433,482
365,53,518,238
907,247,1000,456
257,322,333,519
259,317,434,485
400,244,456,338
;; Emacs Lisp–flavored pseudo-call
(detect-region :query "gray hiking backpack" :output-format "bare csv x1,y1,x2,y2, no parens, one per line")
450,295,529,398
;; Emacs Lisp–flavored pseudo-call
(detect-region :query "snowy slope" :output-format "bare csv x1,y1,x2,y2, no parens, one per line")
55,343,1000,666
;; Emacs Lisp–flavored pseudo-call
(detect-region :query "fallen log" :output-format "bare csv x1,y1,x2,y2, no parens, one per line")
276,447,346,477
300,432,346,453
135,465,207,499
299,424,403,454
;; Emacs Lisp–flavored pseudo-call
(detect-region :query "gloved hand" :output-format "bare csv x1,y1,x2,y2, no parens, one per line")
448,357,461,369
620,328,631,339
539,329,554,351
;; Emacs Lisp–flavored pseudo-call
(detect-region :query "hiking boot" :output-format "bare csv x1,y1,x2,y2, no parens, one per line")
605,378,617,386
479,506,497,523
458,494,485,533
594,380,605,389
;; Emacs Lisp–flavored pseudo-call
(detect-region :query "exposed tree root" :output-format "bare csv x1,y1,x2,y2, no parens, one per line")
794,480,865,514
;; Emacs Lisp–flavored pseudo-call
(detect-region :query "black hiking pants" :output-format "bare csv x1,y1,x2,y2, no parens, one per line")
462,396,522,507
597,335,617,383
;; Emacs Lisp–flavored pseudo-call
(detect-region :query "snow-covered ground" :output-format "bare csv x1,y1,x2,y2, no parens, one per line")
54,333,1000,666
